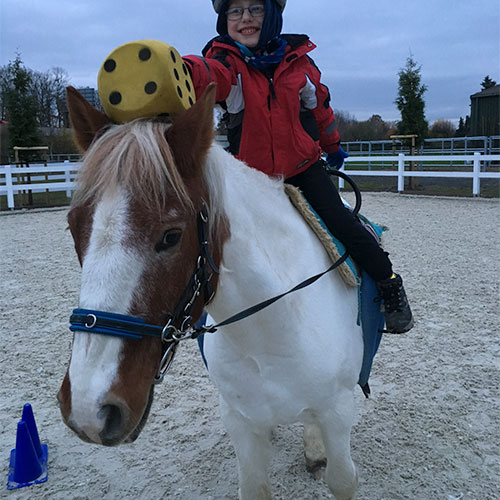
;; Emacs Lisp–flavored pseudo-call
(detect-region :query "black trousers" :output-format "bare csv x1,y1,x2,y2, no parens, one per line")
286,161,393,281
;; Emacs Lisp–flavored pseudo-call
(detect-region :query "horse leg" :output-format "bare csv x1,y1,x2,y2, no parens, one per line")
303,422,327,477
318,391,358,500
220,399,273,500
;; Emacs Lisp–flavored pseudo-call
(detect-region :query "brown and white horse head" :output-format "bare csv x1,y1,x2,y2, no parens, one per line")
58,84,221,446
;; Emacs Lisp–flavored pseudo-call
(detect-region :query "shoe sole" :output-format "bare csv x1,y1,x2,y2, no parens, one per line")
385,317,415,334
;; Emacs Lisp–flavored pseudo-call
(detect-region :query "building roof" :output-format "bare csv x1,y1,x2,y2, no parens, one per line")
470,84,500,99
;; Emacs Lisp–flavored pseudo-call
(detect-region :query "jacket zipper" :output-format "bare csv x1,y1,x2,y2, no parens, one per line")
267,77,276,109
267,77,277,167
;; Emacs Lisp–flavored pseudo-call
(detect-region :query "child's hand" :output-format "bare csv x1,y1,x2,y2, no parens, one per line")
326,147,349,169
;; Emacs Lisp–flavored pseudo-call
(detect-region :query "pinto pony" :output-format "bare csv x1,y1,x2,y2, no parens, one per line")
58,84,363,500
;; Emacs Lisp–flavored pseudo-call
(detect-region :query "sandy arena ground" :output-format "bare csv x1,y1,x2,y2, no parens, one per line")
1,192,499,500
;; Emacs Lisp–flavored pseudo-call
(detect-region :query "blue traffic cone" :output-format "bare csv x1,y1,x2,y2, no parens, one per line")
21,404,43,459
7,405,48,490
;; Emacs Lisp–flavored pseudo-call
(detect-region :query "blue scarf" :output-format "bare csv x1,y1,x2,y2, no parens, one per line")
235,37,288,70
216,0,286,69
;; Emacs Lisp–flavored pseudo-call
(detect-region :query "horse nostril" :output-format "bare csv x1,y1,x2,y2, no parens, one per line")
98,404,125,444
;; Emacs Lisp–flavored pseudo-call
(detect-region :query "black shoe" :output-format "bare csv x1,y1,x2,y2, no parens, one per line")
376,274,414,333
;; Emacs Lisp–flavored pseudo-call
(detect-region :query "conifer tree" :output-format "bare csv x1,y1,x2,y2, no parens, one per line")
480,75,497,90
4,55,41,152
456,117,467,137
395,56,428,145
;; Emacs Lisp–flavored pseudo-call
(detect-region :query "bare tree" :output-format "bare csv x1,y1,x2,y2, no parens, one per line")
429,120,456,138
31,67,70,128
51,67,70,127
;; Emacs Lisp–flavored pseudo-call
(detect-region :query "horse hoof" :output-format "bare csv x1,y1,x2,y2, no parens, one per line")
305,456,327,479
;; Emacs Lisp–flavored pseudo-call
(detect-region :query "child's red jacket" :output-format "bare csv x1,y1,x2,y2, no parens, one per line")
184,34,340,179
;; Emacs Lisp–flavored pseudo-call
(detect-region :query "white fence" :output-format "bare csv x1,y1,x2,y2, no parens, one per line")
339,153,499,196
0,161,79,210
1,153,499,210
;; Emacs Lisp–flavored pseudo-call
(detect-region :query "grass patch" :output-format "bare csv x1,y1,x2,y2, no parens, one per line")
336,176,499,198
0,191,72,211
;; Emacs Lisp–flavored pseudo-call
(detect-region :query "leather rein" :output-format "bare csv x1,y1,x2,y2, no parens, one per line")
69,168,360,384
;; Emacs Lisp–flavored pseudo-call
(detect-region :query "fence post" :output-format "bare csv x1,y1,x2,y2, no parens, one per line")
472,152,480,196
5,165,15,209
398,153,405,193
64,160,72,198
338,164,345,190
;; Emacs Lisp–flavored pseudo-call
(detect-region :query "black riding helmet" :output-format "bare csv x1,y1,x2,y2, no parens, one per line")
211,0,286,13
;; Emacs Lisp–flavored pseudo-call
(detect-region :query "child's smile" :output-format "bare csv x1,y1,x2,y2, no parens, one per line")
227,1,264,48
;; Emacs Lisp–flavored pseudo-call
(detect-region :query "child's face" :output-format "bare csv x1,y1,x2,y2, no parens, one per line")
227,0,265,49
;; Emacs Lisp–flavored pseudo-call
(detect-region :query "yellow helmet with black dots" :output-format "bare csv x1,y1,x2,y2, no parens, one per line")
97,40,196,123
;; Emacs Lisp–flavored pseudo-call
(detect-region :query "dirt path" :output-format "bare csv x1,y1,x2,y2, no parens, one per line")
1,193,499,500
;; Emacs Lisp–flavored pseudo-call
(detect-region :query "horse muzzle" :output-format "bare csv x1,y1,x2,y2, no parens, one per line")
58,375,154,446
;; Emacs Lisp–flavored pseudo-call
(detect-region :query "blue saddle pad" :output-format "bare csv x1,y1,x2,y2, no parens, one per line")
358,270,385,394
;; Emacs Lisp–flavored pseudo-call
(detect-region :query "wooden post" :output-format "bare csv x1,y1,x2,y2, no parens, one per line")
13,146,49,207
390,135,418,190
13,147,25,206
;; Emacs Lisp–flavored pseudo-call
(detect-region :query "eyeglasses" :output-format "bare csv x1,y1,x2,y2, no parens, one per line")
226,5,265,21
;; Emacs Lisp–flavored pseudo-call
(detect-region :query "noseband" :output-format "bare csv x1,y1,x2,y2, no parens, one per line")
69,203,219,383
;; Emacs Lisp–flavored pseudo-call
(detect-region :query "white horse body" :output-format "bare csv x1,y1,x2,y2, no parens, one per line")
61,86,364,499
203,145,363,499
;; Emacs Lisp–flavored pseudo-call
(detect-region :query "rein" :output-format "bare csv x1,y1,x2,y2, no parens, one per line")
69,167,361,383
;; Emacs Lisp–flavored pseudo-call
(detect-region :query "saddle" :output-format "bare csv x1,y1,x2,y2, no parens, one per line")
285,184,387,396
285,184,385,286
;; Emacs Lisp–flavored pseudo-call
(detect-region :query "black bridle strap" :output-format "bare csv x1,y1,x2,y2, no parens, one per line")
193,164,362,336
193,250,350,336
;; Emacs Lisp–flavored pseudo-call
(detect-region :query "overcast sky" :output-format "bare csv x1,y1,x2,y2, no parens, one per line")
1,0,499,124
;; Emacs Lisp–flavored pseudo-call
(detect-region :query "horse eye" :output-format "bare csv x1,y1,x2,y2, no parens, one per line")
156,229,182,252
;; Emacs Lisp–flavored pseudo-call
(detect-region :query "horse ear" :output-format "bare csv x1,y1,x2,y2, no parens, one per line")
66,86,111,152
166,83,216,178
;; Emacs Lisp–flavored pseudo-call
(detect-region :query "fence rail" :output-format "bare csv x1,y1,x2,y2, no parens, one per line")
1,153,499,210
343,135,500,156
340,153,499,195
0,161,79,209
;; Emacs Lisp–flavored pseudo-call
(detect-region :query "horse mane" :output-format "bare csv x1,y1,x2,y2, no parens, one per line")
72,119,194,213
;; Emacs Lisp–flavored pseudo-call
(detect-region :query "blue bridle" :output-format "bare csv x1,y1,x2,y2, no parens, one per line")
68,204,219,383
69,309,165,340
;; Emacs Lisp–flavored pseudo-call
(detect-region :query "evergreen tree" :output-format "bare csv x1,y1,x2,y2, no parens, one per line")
395,56,428,145
4,54,41,152
455,117,467,137
480,75,497,90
